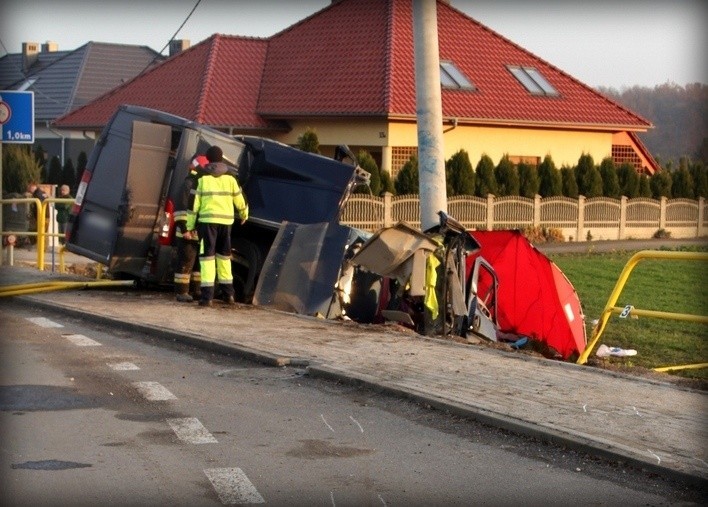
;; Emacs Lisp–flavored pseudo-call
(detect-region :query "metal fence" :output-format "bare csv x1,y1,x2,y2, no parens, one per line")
341,193,708,240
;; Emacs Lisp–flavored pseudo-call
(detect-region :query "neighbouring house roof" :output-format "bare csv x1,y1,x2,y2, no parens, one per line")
54,0,652,132
54,35,279,131
0,42,162,122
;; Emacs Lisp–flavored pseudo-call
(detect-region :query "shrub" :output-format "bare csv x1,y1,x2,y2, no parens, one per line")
522,226,565,243
561,166,579,197
538,155,562,197
599,157,620,197
653,228,671,239
475,154,497,197
297,128,320,154
518,162,540,198
356,150,380,195
394,155,419,195
445,149,475,195
617,162,640,197
575,153,602,197
2,144,43,194
494,155,519,196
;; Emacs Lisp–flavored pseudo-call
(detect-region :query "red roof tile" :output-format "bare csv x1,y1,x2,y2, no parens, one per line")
55,35,271,129
56,0,651,131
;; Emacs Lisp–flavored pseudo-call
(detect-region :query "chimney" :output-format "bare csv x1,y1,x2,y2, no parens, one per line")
22,42,40,72
42,41,59,52
169,39,190,56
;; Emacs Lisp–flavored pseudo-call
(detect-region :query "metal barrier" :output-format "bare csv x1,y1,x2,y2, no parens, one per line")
1,196,75,272
577,250,708,371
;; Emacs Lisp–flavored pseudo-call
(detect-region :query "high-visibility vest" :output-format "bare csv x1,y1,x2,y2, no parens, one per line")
192,172,248,226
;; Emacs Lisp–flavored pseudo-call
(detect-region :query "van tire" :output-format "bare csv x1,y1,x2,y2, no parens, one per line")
230,238,263,304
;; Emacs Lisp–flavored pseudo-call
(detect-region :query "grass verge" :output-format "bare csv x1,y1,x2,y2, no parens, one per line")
548,245,708,383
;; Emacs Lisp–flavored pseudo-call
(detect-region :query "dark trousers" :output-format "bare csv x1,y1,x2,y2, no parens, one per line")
174,237,201,294
198,222,234,301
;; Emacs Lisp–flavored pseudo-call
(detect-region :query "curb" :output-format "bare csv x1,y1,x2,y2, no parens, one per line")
305,364,706,487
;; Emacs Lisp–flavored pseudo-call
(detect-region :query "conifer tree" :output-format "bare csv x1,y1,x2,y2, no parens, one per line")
599,157,620,197
297,128,320,154
671,166,694,198
61,158,75,188
561,166,579,198
474,154,497,197
445,149,475,195
650,170,672,198
518,162,540,198
379,169,395,195
638,174,652,197
2,144,43,194
494,155,519,196
575,153,602,197
689,162,707,198
617,163,640,197
537,155,562,197
47,156,62,184
394,155,419,195
355,150,380,195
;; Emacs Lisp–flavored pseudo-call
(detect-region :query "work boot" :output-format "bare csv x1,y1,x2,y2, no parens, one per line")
222,294,235,305
198,299,213,307
175,283,192,303
189,280,201,301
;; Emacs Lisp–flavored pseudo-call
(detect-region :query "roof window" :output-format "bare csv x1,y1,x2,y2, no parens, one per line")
508,66,558,96
440,61,475,91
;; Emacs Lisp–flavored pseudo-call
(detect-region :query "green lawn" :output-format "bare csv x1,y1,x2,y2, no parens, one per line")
548,246,708,380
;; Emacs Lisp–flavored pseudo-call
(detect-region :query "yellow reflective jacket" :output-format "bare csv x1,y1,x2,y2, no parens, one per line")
190,162,248,227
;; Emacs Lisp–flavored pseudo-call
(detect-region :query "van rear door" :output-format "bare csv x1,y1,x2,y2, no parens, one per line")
68,120,172,276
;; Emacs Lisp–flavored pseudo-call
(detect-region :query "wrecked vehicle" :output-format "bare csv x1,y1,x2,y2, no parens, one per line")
254,209,499,340
65,105,369,302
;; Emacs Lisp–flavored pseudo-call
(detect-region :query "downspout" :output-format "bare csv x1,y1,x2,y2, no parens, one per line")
46,121,65,165
443,117,458,134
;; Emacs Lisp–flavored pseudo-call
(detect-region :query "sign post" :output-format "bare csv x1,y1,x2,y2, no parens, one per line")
0,90,35,265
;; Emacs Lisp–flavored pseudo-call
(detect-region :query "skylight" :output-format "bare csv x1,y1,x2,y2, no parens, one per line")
440,61,475,91
508,66,559,96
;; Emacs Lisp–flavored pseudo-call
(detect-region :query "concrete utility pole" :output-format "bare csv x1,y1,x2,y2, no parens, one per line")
412,0,447,232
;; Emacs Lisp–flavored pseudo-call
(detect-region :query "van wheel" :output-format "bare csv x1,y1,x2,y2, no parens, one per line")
230,239,263,304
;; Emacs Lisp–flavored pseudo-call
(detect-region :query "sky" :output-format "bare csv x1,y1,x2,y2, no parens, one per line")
1,0,706,90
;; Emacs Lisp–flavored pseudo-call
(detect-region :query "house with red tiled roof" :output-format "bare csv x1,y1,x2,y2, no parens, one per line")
53,0,659,176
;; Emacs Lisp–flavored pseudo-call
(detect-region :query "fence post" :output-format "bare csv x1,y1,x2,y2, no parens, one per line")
619,196,627,240
698,197,705,238
486,194,494,230
533,195,541,228
659,196,667,230
576,195,585,242
383,192,393,227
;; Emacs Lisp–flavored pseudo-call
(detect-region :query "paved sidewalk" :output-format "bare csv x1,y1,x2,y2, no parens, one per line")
1,263,706,485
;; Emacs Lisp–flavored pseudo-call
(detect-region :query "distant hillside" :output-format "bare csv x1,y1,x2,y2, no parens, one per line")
597,82,707,167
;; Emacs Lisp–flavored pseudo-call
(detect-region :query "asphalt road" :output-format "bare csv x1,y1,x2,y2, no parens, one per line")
1,300,704,506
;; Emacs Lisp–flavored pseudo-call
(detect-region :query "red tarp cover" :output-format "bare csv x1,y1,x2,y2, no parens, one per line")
466,230,586,359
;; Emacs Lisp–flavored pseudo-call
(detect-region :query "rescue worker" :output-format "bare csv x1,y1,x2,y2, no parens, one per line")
173,154,208,302
189,145,248,307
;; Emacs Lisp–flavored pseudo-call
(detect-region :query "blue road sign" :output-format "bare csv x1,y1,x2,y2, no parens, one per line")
0,91,34,143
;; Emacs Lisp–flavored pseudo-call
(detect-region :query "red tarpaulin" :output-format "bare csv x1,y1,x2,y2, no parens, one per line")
466,230,586,359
